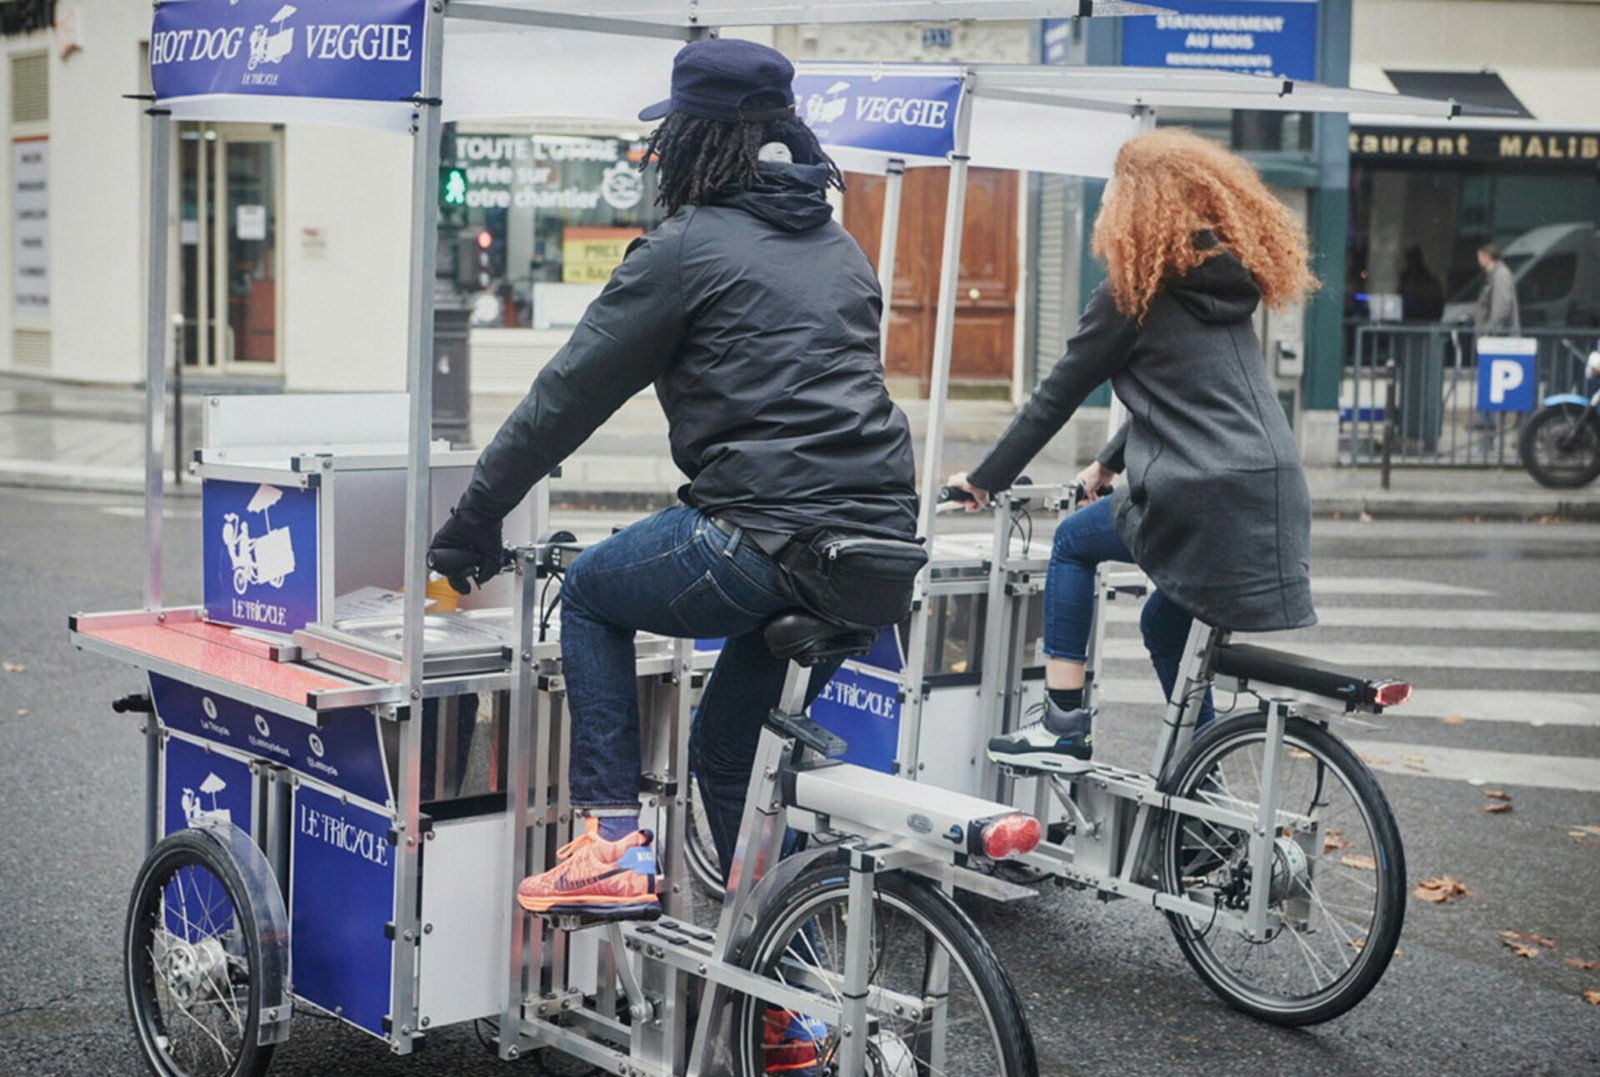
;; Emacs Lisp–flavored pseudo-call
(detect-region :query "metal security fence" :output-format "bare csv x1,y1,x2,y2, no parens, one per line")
1342,324,1600,466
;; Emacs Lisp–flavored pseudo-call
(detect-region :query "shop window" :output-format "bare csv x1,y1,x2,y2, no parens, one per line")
1518,252,1576,305
440,129,663,330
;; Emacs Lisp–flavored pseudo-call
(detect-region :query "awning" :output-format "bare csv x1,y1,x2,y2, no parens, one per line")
1351,63,1600,132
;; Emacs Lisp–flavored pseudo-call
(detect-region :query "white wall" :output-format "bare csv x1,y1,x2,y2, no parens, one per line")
280,124,414,393
45,0,151,383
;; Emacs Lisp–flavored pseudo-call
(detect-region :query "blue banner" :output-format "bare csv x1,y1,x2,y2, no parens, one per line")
151,0,425,104
292,785,394,1037
1121,1,1319,82
795,72,963,159
808,667,901,774
152,674,392,808
203,478,319,634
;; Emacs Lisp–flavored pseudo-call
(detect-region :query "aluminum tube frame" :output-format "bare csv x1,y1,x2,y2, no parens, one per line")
876,158,905,357
144,109,172,611
901,79,974,776
390,4,447,1055
446,1,697,40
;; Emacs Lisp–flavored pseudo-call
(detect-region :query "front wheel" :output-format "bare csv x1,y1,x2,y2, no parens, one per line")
1160,713,1406,1026
732,861,1037,1076
684,780,726,899
1519,404,1600,488
125,829,275,1077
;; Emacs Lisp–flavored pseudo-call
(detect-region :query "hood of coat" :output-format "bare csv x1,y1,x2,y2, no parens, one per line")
708,161,834,233
1166,235,1262,323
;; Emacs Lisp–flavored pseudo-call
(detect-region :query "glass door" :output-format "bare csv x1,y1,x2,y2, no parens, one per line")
177,123,283,375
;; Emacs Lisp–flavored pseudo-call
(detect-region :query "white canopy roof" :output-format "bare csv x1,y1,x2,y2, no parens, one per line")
151,0,1458,177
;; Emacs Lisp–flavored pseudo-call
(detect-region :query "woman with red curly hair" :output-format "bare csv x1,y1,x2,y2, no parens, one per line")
949,128,1319,769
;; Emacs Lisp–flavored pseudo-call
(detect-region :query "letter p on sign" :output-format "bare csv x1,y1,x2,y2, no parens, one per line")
1476,337,1537,413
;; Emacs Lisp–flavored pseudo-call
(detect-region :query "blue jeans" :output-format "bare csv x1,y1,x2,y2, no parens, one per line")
558,506,837,879
1045,497,1214,727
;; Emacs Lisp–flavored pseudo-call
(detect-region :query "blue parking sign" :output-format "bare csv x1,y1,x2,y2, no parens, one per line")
1477,337,1537,413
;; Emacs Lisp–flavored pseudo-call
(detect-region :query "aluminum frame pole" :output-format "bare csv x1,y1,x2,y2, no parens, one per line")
392,2,446,1055
899,78,974,778
143,108,172,611
876,158,905,358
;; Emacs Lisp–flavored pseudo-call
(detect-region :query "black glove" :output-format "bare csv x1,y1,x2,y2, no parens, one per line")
428,506,504,595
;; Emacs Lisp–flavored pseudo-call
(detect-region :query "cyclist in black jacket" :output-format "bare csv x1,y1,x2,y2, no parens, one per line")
429,40,916,923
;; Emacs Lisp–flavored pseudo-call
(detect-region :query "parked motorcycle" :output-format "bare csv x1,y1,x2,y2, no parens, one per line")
1518,349,1600,488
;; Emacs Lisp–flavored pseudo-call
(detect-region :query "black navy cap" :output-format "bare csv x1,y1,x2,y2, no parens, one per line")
638,38,796,124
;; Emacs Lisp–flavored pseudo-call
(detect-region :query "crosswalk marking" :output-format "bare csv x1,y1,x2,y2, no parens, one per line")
1103,605,1600,632
1091,680,1600,727
1344,740,1600,794
1308,577,1492,597
1100,640,1600,673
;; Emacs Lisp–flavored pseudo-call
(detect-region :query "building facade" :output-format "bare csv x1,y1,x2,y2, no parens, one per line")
5,1,1597,467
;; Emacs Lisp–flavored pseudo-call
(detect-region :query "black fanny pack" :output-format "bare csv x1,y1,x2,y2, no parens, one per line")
778,530,929,631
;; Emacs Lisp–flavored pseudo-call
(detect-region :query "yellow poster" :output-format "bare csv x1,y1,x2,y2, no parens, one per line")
562,227,642,285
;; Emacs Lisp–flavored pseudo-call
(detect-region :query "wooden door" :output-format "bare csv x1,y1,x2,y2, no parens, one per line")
842,167,1018,393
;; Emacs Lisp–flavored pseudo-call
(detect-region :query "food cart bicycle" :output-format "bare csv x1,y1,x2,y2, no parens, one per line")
71,2,1457,1073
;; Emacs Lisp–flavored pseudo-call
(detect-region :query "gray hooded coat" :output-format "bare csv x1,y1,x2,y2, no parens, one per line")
969,245,1315,633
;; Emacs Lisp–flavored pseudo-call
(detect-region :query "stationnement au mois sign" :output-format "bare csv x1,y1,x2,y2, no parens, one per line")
1351,126,1600,168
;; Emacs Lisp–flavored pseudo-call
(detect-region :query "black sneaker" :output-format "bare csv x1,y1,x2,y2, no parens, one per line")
987,702,1093,773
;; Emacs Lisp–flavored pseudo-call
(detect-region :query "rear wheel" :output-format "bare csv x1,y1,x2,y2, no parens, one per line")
1519,404,1600,488
1160,714,1406,1026
125,829,274,1077
732,862,1036,1076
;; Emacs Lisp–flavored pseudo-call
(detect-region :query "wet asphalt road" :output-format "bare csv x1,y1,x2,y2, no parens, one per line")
0,488,1597,1076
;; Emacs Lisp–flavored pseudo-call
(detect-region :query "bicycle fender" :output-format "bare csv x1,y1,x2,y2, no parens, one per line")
1540,392,1592,408
189,817,294,1047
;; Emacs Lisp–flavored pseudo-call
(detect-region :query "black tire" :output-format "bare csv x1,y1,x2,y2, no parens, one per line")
1519,404,1600,488
125,829,275,1077
685,780,726,899
732,861,1037,1077
1159,714,1406,1026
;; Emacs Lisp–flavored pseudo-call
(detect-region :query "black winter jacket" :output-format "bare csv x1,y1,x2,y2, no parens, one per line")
461,162,918,540
969,246,1315,633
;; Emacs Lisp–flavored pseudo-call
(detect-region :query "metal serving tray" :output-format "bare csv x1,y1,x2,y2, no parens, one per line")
298,608,515,681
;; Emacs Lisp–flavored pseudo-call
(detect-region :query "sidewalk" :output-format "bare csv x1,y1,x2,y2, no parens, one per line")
3,373,1598,521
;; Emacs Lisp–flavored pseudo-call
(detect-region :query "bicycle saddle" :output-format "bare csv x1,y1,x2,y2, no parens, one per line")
762,611,877,667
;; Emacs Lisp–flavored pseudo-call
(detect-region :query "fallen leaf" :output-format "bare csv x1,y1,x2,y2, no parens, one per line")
1,662,25,673
1484,802,1514,814
1565,825,1600,837
1342,854,1377,871
1584,990,1600,1006
1565,959,1600,971
1499,930,1556,950
1438,715,1465,725
1331,509,1343,521
1483,790,1511,801
1412,876,1471,903
1504,942,1541,959
1350,939,1365,950
1323,830,1354,853
1288,747,1313,760
1402,755,1429,773
13,709,26,718
1362,755,1391,767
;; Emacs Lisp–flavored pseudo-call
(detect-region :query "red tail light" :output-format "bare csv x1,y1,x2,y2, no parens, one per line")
980,814,1041,860
1373,681,1412,708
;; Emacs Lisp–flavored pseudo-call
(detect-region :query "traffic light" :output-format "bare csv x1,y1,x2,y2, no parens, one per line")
440,166,468,226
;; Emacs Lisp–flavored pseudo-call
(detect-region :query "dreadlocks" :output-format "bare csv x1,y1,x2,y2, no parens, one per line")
641,98,844,215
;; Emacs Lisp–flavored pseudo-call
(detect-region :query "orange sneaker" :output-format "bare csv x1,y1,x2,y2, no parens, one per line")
516,817,661,922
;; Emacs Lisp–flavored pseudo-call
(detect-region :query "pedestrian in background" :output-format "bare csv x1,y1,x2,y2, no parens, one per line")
1474,241,1521,333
